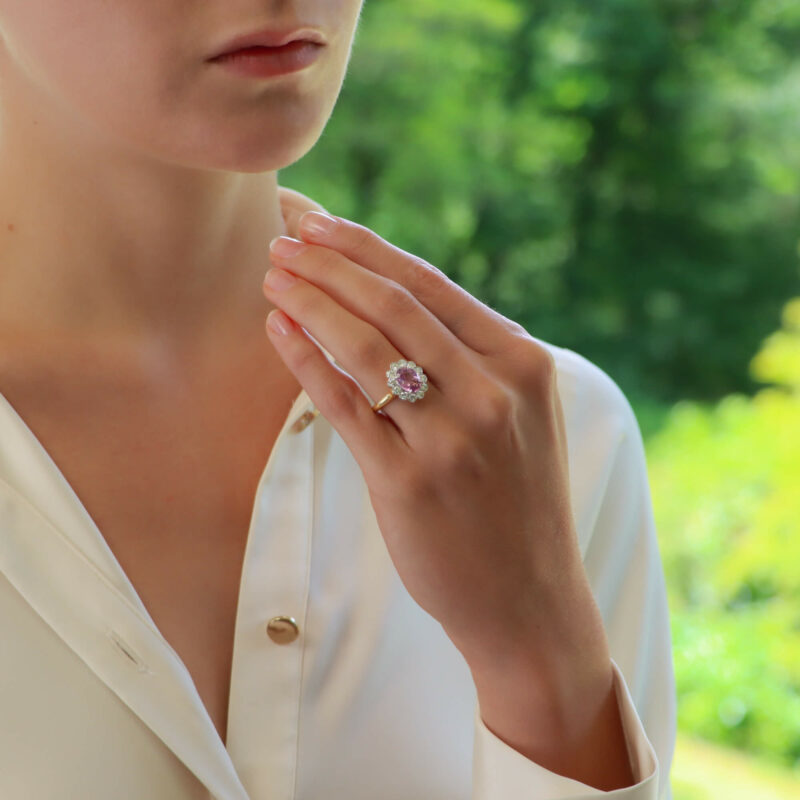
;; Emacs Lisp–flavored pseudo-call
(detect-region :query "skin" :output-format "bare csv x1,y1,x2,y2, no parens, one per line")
0,0,363,356
0,1,638,791
264,217,637,790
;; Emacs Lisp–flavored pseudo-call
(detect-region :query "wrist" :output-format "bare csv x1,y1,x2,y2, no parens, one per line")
472,653,635,791
470,639,614,744
459,575,637,791
460,570,615,737
455,563,609,681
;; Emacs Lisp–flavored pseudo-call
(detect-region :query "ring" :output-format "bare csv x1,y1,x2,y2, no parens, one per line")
371,359,429,413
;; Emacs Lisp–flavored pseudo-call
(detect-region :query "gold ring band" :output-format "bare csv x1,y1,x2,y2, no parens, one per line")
371,393,396,413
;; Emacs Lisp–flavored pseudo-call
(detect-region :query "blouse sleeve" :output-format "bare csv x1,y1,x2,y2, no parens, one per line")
471,348,676,799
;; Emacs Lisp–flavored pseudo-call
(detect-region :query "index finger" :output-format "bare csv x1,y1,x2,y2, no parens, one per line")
296,211,525,357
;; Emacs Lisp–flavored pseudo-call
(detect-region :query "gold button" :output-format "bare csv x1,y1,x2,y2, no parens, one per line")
266,616,300,644
290,408,319,433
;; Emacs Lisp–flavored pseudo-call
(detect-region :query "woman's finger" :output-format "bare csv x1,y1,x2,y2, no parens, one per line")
278,186,331,236
262,264,450,433
265,308,404,470
267,236,476,395
295,212,527,357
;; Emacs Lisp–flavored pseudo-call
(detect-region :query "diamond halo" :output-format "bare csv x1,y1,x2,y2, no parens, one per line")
385,359,429,403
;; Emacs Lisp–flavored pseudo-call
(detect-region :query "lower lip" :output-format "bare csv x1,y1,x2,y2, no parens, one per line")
210,41,324,78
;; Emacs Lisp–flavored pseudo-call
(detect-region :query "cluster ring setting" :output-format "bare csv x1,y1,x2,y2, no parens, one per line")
371,359,429,413
386,359,429,402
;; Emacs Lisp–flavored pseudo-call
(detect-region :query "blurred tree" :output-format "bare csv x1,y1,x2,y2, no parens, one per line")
646,294,800,765
281,0,800,401
279,0,800,767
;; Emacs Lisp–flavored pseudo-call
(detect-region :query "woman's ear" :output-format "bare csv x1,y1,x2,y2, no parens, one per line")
277,185,331,240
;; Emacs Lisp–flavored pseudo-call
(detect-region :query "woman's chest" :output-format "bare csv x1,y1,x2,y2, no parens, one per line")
0,378,482,800
0,363,298,745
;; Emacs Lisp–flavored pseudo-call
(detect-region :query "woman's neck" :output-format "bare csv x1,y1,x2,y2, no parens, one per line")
0,141,289,354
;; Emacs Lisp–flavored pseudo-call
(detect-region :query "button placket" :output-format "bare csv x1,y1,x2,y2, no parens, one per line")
225,401,315,800
290,407,319,434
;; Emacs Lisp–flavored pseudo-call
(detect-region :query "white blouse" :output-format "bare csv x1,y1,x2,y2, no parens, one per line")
0,338,675,799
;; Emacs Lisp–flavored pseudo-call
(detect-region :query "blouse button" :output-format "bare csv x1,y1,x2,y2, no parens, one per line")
290,408,319,433
266,615,300,644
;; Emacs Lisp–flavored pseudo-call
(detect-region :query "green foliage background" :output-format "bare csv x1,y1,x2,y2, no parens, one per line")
284,0,800,404
280,0,800,781
648,299,800,770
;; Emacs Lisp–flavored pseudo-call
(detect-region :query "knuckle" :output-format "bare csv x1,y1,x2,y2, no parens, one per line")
292,288,320,320
313,245,341,271
325,381,360,418
405,257,445,298
292,343,320,374
348,223,378,260
375,283,418,319
352,333,387,367
534,346,557,381
504,319,530,339
521,344,557,395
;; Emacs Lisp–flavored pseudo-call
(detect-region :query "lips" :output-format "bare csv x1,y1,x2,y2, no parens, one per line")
209,26,327,60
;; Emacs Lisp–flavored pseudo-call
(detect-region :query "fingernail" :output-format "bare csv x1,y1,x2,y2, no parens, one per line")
300,211,338,237
267,309,294,335
270,236,306,258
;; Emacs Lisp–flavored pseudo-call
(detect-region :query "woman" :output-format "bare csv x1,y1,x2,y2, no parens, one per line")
0,2,675,798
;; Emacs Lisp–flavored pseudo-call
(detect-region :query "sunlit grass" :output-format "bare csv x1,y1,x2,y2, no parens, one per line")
672,734,800,800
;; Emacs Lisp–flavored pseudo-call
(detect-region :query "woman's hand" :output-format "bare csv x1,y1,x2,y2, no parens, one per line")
266,194,636,789
268,194,609,675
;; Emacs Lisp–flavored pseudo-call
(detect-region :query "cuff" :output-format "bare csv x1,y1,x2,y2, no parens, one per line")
471,658,660,799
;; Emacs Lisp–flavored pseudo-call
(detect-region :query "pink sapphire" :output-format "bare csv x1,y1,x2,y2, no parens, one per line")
395,366,422,393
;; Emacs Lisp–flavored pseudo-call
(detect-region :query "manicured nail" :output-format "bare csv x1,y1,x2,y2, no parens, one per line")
270,236,306,258
267,309,294,335
264,268,297,291
300,211,338,237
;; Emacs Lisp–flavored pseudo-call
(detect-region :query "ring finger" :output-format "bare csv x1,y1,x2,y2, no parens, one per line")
263,264,446,431
262,252,468,431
